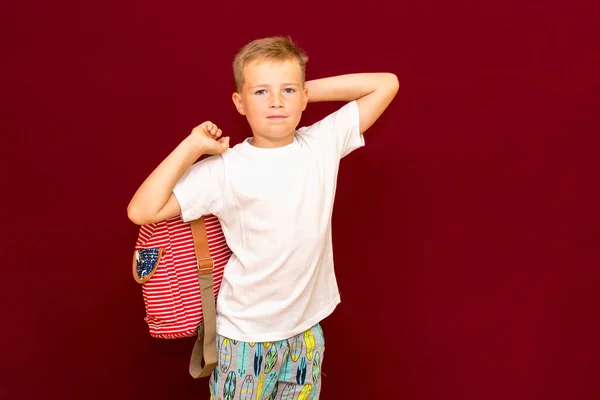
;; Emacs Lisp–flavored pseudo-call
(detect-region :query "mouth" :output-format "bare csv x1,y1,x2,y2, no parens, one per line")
267,115,287,119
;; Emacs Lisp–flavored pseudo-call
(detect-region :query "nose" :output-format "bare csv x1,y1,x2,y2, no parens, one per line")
269,92,284,109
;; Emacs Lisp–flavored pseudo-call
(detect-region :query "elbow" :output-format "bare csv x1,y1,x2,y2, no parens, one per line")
127,204,148,226
387,73,400,93
376,73,399,97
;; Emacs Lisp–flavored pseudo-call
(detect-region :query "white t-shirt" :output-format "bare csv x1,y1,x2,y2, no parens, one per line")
173,100,364,342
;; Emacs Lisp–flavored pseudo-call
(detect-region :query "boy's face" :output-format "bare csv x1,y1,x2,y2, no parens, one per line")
232,58,308,148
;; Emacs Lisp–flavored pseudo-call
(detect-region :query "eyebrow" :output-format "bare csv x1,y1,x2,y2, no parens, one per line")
249,82,301,89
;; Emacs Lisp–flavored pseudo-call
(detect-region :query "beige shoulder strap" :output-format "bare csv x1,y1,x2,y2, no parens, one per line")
188,216,218,378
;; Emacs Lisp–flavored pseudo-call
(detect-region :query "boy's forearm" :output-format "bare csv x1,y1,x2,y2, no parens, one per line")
305,73,397,103
127,136,206,224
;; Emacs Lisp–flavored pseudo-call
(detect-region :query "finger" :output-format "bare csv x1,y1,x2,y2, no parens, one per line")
216,129,222,138
218,136,230,147
207,127,218,138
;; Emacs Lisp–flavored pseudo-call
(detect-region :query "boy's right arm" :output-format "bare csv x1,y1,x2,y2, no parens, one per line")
127,121,229,226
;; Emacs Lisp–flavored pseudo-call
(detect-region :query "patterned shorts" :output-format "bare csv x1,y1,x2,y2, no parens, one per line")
209,323,325,400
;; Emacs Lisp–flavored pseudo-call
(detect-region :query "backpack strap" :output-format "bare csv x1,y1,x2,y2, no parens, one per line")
188,216,218,378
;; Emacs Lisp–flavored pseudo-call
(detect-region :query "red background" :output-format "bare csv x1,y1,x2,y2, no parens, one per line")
2,1,599,399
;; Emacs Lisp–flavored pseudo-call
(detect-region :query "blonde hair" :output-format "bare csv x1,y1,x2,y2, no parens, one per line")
233,36,309,92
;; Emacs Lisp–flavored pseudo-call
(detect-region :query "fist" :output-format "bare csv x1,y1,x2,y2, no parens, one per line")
190,121,230,155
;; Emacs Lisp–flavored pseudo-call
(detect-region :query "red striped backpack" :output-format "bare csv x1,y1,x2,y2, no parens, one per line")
132,214,231,378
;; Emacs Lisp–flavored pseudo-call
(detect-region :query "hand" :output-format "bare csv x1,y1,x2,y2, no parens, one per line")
189,121,230,155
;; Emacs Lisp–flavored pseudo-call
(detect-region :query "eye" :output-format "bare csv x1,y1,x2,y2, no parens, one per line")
283,88,296,94
254,89,267,95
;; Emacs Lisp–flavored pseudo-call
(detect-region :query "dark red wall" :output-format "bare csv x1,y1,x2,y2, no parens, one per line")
2,1,599,399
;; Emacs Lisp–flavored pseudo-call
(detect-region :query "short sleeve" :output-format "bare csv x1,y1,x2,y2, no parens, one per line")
172,155,225,223
297,100,364,159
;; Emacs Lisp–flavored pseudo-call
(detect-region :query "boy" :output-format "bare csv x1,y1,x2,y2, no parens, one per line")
127,36,399,399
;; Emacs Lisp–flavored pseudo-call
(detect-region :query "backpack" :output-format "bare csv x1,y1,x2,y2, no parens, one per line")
132,214,232,378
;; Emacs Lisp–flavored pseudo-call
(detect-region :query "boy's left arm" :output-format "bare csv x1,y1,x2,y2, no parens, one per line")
305,73,400,134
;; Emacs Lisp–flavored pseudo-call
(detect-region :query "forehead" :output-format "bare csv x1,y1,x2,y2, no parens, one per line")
242,58,302,87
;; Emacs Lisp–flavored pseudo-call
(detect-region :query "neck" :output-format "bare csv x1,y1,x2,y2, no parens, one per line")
249,133,295,148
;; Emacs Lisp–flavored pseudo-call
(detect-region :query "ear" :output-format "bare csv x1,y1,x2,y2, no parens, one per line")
232,92,245,116
301,86,309,111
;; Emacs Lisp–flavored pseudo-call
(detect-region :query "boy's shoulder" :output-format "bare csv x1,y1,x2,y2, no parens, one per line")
296,100,360,143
